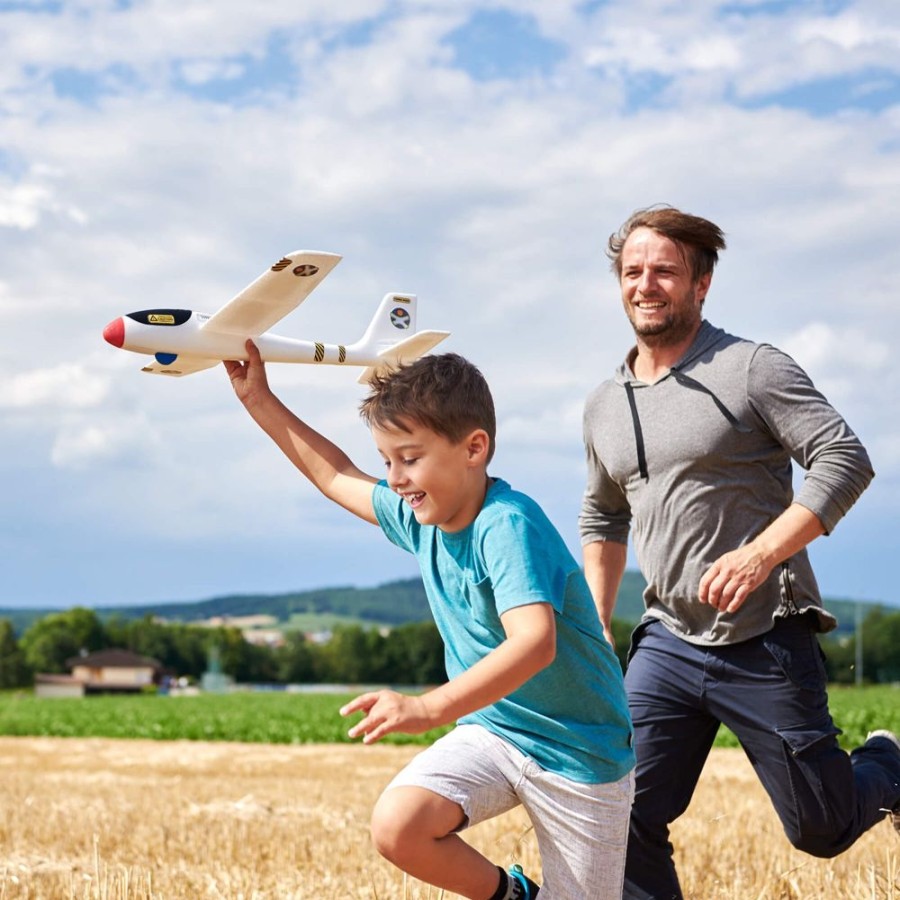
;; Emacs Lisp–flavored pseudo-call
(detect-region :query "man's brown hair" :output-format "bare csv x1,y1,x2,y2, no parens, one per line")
607,205,727,282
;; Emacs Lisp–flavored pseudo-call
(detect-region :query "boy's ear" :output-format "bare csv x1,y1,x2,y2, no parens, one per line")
465,429,490,463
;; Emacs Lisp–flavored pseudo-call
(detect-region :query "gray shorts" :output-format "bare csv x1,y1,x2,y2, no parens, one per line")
384,724,634,900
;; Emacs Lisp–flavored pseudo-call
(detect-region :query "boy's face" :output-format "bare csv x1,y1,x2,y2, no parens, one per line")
372,417,490,533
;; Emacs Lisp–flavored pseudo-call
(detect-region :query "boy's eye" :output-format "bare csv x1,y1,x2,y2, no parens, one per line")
401,458,418,466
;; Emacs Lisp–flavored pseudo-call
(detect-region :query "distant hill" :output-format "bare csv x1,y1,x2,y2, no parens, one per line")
0,571,885,635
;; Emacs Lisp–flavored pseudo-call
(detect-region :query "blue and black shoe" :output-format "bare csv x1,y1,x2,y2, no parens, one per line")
866,730,900,836
508,863,540,899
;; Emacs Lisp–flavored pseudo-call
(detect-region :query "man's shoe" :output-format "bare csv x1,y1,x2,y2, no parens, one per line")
508,864,540,899
866,730,900,835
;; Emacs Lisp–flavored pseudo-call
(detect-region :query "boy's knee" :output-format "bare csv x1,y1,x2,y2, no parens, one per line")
370,791,410,864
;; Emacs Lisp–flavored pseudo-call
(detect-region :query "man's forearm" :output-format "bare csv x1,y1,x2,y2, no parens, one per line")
583,539,627,630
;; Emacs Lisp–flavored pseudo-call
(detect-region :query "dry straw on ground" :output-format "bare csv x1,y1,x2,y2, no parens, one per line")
0,737,896,899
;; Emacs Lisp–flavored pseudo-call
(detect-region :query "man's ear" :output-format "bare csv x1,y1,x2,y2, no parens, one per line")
696,272,712,303
465,429,490,463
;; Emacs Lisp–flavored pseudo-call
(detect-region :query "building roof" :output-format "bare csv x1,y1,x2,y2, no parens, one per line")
65,648,163,670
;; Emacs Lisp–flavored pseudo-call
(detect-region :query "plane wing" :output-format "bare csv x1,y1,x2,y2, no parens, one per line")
201,250,342,337
141,356,221,377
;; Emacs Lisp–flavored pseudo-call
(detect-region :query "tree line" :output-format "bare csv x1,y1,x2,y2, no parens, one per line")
0,607,447,689
0,604,898,691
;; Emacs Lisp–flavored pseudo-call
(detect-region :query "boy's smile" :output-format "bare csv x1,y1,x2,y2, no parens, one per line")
372,418,490,533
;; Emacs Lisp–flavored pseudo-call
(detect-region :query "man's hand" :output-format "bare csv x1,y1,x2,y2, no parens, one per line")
698,544,772,614
698,505,826,614
223,339,272,408
340,690,433,744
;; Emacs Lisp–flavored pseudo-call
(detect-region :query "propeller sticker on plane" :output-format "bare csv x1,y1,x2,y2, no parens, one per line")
390,308,411,329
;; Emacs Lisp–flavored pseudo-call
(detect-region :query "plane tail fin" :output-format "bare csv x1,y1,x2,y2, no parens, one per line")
349,292,449,382
352,293,419,351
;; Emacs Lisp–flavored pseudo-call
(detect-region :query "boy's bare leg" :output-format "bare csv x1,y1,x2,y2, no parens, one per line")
370,786,502,899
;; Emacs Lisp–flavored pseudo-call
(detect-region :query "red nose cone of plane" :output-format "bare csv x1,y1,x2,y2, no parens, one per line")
103,317,125,348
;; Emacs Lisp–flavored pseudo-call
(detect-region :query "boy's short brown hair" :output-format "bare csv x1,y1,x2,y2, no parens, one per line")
360,353,496,463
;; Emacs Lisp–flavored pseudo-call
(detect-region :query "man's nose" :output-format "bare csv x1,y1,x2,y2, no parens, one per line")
638,270,658,293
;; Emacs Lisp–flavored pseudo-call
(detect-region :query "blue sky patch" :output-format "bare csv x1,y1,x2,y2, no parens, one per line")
621,70,673,112
51,63,140,106
0,1,63,10
444,9,566,81
741,70,900,116
721,0,851,16
171,32,299,105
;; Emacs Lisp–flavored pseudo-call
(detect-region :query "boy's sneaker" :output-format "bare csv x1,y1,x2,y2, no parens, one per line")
865,730,900,835
508,863,540,899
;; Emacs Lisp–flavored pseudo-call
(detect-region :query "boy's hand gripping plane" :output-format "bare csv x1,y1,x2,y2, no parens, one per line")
102,251,450,382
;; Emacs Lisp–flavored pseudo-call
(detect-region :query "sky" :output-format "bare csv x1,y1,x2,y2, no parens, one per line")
2,0,899,614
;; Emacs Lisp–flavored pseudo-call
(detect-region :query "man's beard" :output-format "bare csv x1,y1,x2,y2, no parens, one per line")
627,295,703,348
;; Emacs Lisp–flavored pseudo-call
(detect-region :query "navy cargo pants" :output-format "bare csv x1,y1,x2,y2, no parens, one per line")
623,615,900,900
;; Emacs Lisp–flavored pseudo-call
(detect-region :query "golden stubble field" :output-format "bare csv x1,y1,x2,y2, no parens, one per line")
0,737,896,900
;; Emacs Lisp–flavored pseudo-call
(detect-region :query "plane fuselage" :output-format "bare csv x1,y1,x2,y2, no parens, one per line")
105,308,384,367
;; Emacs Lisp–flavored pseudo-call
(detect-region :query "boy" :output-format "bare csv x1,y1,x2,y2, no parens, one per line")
225,344,634,900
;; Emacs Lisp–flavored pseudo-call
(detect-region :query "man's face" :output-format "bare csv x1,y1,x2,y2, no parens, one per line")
619,227,710,347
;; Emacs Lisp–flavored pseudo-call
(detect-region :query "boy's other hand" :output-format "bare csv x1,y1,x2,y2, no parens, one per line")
224,339,272,408
340,690,433,744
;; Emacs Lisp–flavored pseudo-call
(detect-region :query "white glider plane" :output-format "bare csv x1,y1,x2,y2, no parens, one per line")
102,250,450,381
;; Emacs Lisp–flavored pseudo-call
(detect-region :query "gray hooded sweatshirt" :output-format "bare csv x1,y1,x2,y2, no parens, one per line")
579,320,874,646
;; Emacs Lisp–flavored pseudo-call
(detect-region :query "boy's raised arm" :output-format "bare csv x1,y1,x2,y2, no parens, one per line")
224,340,379,524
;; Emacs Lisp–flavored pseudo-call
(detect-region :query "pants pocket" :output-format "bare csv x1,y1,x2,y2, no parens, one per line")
762,616,828,693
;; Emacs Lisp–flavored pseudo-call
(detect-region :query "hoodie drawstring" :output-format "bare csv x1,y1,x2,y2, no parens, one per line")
624,382,649,481
624,370,751,482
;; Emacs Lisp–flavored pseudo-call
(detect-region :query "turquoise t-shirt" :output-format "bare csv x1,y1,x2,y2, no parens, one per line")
372,477,634,784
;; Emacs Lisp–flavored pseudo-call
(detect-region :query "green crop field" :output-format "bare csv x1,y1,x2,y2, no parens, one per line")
0,685,896,747
0,688,454,745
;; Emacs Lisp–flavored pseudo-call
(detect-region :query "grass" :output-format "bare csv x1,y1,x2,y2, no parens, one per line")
715,684,900,749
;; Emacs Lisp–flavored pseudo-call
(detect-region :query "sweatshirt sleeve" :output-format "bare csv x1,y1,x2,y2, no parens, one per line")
579,394,632,546
747,344,874,534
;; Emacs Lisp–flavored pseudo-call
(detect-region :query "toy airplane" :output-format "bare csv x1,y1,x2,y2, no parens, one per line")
102,250,450,381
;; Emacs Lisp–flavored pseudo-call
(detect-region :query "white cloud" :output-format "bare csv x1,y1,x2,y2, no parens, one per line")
0,364,108,410
50,415,152,469
0,178,87,230
782,322,889,375
0,183,52,229
795,12,900,53
1,0,898,607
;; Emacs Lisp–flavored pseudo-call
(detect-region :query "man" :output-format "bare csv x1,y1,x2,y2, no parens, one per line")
579,204,900,899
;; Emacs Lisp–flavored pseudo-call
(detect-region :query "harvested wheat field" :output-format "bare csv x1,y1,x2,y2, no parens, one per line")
0,737,896,899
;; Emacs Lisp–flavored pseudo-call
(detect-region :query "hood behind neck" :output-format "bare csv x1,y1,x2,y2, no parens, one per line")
616,320,725,385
